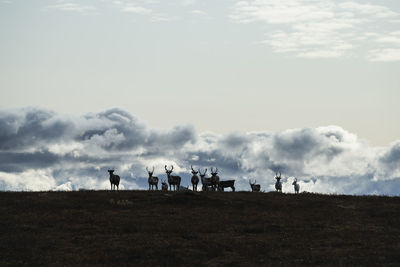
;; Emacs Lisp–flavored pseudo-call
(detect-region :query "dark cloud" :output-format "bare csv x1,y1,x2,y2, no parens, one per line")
0,150,60,172
380,141,400,166
0,108,70,150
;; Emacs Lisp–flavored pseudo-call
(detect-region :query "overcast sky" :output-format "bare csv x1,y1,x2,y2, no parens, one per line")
0,1,399,193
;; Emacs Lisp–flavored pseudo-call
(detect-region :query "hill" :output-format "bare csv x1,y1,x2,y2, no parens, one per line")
0,190,399,266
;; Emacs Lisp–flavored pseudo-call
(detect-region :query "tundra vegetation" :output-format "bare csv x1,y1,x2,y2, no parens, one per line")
0,191,398,266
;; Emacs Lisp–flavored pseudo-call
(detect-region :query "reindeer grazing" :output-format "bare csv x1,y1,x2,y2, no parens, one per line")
275,172,282,192
161,179,168,191
210,167,220,191
146,167,159,190
292,178,300,194
108,170,120,191
165,165,181,191
199,168,212,191
190,165,199,191
249,179,261,192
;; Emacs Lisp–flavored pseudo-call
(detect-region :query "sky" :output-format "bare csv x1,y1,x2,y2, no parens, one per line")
0,0,399,194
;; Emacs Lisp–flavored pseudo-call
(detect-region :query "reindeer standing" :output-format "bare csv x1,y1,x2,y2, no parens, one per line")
292,178,300,194
249,179,261,192
165,165,181,191
275,172,282,193
217,180,235,192
210,167,220,191
146,167,159,190
161,179,168,191
199,168,212,191
190,165,199,191
108,170,120,191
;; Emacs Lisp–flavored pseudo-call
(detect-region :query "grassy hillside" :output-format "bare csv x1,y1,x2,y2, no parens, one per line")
0,190,399,266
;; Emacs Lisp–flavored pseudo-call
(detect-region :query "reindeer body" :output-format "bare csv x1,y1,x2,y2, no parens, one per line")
217,180,235,192
147,167,159,190
190,165,199,191
199,168,212,191
210,167,220,191
165,165,181,191
275,172,282,192
292,178,300,194
108,170,120,191
161,180,168,191
249,180,261,192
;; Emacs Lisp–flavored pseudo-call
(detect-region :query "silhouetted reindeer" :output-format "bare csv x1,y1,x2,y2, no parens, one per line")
161,179,168,191
292,178,300,194
165,165,181,191
249,179,261,192
146,166,159,190
210,167,220,191
190,165,199,191
108,170,120,191
199,168,212,191
217,180,235,192
275,172,282,193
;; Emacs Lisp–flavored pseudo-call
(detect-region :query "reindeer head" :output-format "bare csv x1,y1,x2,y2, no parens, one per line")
198,168,207,178
191,165,198,175
108,170,114,174
292,178,297,185
165,165,174,176
210,167,218,177
275,172,281,182
249,179,257,186
146,167,154,177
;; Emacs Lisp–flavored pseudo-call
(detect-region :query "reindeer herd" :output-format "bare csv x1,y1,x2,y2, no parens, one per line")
107,167,301,194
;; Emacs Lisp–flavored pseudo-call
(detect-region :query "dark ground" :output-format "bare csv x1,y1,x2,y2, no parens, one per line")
0,190,399,266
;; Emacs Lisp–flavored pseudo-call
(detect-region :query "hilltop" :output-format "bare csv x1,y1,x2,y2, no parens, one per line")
0,191,399,266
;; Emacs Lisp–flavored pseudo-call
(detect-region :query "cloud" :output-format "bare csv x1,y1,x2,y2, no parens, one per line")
338,2,398,19
0,107,399,195
231,0,400,61
45,2,96,13
121,4,152,15
110,1,176,22
191,10,206,15
182,0,197,6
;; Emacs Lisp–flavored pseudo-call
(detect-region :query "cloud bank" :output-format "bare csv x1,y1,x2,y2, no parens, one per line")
230,0,400,61
0,107,399,195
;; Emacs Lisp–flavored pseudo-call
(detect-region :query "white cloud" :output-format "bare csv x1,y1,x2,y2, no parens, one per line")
0,169,56,191
182,0,196,6
231,0,400,61
368,48,400,62
121,4,152,15
45,2,96,13
191,9,206,15
339,2,398,19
